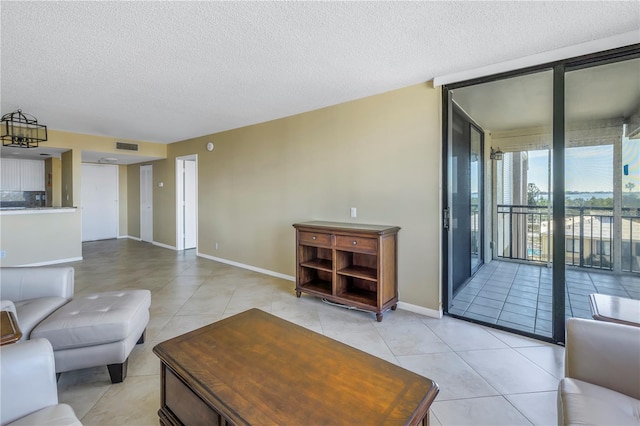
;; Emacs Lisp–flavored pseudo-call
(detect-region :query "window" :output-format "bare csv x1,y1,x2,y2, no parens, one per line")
566,238,580,253
595,241,611,256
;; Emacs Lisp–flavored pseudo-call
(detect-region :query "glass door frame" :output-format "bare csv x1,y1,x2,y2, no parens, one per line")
441,44,640,344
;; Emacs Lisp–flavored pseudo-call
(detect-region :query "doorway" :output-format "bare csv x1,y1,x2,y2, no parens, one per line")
81,163,118,241
140,165,153,243
176,156,197,251
443,47,640,343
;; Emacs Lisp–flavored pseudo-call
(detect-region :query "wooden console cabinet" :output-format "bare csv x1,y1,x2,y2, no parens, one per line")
293,221,400,321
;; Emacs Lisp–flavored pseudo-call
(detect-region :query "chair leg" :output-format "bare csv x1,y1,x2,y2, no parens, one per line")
107,358,128,384
137,329,146,345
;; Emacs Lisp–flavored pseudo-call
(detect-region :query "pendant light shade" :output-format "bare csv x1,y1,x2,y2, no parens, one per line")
1,109,48,148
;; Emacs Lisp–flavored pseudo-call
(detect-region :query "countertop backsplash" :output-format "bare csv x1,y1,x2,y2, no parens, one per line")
0,190,47,208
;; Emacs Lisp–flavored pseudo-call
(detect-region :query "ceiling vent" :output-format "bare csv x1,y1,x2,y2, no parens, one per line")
116,142,138,151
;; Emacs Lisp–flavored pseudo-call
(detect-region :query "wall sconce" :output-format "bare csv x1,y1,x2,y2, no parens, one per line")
490,147,503,160
1,108,48,148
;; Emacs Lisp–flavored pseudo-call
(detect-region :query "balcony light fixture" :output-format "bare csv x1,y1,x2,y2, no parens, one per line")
490,147,503,160
1,108,48,148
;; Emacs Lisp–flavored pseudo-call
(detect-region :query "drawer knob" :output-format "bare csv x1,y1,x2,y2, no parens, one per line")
352,241,357,245
312,236,317,240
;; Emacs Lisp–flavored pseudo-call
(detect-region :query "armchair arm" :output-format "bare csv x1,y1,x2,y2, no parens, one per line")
565,318,640,399
0,338,59,425
1,300,17,317
0,267,74,302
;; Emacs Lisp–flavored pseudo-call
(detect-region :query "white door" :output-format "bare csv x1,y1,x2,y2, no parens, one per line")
81,164,118,241
140,165,153,243
184,160,197,249
176,157,197,250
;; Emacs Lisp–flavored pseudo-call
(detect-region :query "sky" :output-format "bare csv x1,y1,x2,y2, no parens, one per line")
526,138,639,193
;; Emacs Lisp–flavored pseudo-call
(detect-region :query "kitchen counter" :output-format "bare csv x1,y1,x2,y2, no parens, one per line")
0,207,81,266
0,207,76,215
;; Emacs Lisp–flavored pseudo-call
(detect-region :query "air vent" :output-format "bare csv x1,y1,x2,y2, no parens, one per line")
116,142,138,151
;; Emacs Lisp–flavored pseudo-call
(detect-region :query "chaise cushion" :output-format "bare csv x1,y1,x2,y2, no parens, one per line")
559,378,640,425
13,297,70,340
31,290,151,350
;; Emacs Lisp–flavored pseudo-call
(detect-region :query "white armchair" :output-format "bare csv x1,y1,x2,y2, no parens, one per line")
0,266,74,340
0,338,81,426
558,318,640,425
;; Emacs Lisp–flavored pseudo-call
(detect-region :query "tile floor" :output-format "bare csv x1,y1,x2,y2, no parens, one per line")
55,239,565,425
450,260,640,337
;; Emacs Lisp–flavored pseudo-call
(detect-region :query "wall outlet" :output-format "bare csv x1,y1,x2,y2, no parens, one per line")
215,242,219,250
350,207,357,218
0,250,6,258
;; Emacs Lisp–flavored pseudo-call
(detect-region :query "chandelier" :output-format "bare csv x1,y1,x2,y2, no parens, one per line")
1,109,48,148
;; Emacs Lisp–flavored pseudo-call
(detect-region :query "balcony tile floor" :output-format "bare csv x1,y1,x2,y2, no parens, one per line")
450,260,640,337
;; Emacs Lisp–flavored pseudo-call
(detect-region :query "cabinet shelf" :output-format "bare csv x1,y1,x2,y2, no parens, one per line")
299,279,332,296
300,259,333,272
337,288,377,307
337,265,377,281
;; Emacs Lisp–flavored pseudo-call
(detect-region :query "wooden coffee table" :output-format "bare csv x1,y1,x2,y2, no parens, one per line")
153,308,439,425
0,310,22,346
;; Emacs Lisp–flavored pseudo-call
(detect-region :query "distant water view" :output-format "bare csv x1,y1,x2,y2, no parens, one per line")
538,192,613,200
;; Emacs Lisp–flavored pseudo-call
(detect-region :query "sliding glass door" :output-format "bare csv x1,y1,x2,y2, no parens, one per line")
443,46,639,343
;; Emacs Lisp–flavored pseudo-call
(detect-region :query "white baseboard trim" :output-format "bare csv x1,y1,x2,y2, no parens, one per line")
21,256,83,267
153,241,178,251
397,301,443,319
118,235,141,241
197,252,296,282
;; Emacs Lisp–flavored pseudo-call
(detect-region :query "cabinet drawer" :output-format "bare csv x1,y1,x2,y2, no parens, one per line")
299,231,332,247
335,235,377,254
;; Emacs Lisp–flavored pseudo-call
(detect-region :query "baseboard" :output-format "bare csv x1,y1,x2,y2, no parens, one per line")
21,256,83,267
397,302,443,319
197,252,296,282
118,235,141,241
153,241,178,251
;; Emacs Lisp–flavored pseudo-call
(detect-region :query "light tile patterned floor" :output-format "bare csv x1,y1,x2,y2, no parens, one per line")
450,260,640,337
56,239,564,425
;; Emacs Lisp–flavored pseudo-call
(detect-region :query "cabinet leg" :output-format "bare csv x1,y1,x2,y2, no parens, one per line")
391,304,397,311
296,291,301,298
376,313,383,322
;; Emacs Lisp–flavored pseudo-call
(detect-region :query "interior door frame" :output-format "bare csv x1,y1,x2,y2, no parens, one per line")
175,155,198,251
140,164,153,243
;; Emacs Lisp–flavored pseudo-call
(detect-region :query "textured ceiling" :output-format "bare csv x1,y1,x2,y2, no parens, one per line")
2,1,639,144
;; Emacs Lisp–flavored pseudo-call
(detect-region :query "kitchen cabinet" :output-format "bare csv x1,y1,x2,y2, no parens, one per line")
0,158,45,191
0,158,21,190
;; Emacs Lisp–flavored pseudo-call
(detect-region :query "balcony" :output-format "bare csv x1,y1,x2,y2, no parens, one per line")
450,204,640,338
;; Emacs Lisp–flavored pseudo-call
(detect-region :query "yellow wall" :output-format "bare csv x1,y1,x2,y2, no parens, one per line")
44,158,62,207
61,150,74,207
148,83,442,311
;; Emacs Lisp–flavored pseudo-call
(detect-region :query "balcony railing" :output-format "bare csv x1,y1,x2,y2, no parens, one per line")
496,204,640,273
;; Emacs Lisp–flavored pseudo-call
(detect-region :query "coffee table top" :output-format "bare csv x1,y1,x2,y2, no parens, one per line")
589,293,640,327
153,308,438,425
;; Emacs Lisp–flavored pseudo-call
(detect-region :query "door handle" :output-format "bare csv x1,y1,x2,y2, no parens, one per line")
443,207,450,230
